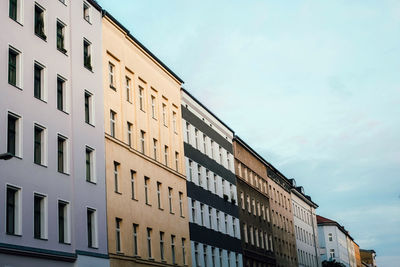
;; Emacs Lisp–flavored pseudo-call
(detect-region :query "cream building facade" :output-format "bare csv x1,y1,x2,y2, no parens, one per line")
102,12,191,267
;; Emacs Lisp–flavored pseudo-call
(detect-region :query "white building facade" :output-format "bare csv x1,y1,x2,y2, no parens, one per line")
290,180,321,267
317,215,351,267
0,0,109,266
181,89,243,267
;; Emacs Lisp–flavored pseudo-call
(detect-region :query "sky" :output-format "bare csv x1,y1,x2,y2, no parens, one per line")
96,1,400,266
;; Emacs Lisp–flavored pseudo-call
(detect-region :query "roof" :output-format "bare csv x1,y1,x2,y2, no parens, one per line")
317,215,355,241
181,88,234,134
101,11,184,84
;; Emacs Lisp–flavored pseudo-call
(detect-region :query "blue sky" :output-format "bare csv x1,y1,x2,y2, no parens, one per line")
97,1,400,266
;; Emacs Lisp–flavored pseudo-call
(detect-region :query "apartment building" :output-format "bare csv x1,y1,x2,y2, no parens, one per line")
233,137,276,267
317,215,352,267
0,0,109,266
360,249,377,267
181,89,243,267
354,242,362,267
289,179,321,267
266,165,298,267
102,12,191,267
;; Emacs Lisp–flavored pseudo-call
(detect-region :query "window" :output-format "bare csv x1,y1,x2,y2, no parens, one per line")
144,177,150,204
126,76,131,101
232,219,236,237
194,129,199,149
153,139,158,160
9,0,20,22
197,164,201,185
243,223,248,243
58,201,70,244
164,145,169,166
57,76,67,112
157,182,162,209
34,194,47,239
168,187,173,213
172,111,177,132
83,39,92,70
329,249,335,259
182,238,186,265
219,248,223,267
224,214,228,234
171,235,176,264
140,130,146,154
83,2,90,22
162,104,167,126
188,160,193,181
203,134,207,154
200,204,205,226
6,186,21,235
205,170,209,190
147,228,152,258
160,231,165,261
110,110,116,137
35,4,46,40
108,62,115,88
116,218,122,252
211,247,216,267
7,113,21,157
203,244,207,267
216,211,220,231
133,224,138,255
185,122,190,142
255,228,259,247
139,86,144,111
34,62,45,101
219,146,222,164
127,122,132,147
86,147,95,182
34,124,46,166
328,233,333,242
240,192,244,209
84,91,93,125
57,135,68,174
213,174,217,194
191,200,196,222
210,140,214,158
208,207,212,229
57,20,67,53
113,161,120,193
194,243,200,267
131,170,136,199
179,192,184,217
8,47,21,87
175,152,179,171
87,208,97,248
151,95,156,118
227,152,230,170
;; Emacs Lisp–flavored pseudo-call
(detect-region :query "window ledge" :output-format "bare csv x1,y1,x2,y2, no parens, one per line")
58,109,70,115
59,242,71,245
58,171,70,176
131,198,138,202
115,191,122,195
84,65,93,73
34,162,47,168
8,83,23,91
34,237,48,241
85,122,95,128
109,85,116,91
10,17,23,26
34,96,47,104
35,33,47,42
57,48,68,56
145,203,152,207
6,233,22,237
88,246,98,250
86,180,97,185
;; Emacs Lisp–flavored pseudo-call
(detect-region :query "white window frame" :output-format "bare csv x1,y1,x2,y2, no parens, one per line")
8,45,23,89
5,184,22,236
57,134,70,174
84,90,95,125
86,207,98,248
58,199,71,244
33,192,48,240
33,123,48,166
7,111,23,158
33,60,47,102
85,146,96,183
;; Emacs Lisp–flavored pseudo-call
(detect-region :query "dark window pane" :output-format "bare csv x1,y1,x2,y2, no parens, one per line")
34,196,41,239
85,93,90,123
86,149,91,181
87,210,93,247
57,22,65,52
6,188,16,235
8,49,17,86
35,6,46,39
7,115,16,155
57,78,64,111
34,65,42,99
9,0,17,20
58,202,65,243
58,138,64,173
34,127,42,164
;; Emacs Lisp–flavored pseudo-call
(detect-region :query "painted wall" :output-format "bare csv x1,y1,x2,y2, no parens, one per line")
318,225,350,267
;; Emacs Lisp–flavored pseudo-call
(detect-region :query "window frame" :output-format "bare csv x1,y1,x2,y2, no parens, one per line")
33,123,47,166
34,3,47,41
6,184,22,236
58,200,71,244
85,146,96,183
56,19,67,54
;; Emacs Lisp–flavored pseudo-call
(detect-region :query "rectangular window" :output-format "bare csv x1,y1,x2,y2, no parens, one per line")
200,204,205,226
197,164,201,186
151,95,156,118
144,177,150,205
7,113,21,157
131,170,136,199
57,76,67,112
147,228,152,258
83,2,90,22
210,140,214,159
219,146,222,164
194,243,199,267
108,62,115,88
34,194,47,239
216,211,220,231
84,91,93,125
83,39,92,70
175,151,179,171
162,104,167,126
211,247,216,267
110,110,116,137
205,170,209,190
140,130,145,154
57,135,68,174
182,238,186,265
330,249,335,259
9,0,18,21
139,86,144,111
179,192,183,217
34,124,46,166
219,249,223,267
87,208,97,248
224,214,228,234
127,122,132,147
133,224,138,255
243,223,248,243
116,218,122,252
114,161,120,193
160,231,165,260
188,160,193,181
126,76,131,101
208,207,212,229
250,226,254,245
172,111,177,132
8,47,20,87
171,235,176,264
85,146,95,182
153,138,158,160
58,201,70,244
328,233,333,241
203,134,207,154
57,20,67,53
191,199,196,223
34,62,45,100
240,192,245,210
168,187,173,213
157,182,162,209
164,145,169,166
185,122,190,142
6,186,21,235
194,129,199,149
35,4,46,40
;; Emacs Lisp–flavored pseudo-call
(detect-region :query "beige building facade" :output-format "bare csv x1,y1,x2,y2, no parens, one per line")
102,13,191,267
